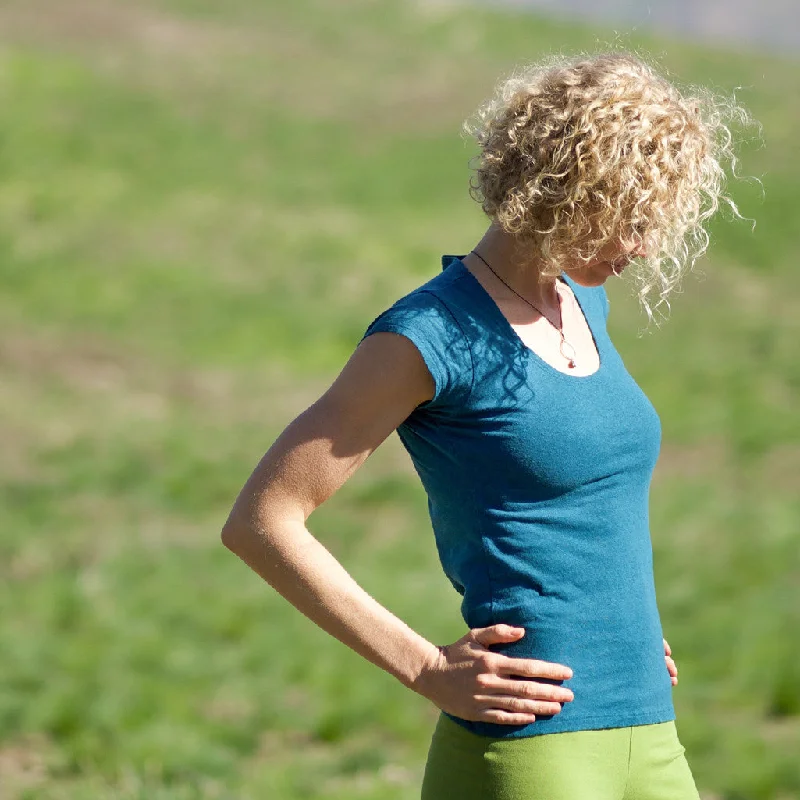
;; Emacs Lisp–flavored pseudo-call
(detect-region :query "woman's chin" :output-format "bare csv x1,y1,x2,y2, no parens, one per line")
564,265,616,287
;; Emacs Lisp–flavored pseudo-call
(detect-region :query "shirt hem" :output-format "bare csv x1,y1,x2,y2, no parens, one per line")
442,705,677,739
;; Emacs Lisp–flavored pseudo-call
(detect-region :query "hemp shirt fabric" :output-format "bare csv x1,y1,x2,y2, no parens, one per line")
359,254,675,738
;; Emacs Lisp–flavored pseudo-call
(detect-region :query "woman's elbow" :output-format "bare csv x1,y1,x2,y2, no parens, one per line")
220,497,299,557
220,505,255,555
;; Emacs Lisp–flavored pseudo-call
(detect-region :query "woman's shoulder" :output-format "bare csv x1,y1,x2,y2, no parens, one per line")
359,261,475,407
362,257,472,337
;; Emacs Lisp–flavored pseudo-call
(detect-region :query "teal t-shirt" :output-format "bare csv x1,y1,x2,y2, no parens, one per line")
360,254,675,738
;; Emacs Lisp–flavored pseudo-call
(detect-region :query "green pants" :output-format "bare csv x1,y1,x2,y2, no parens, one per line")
421,712,700,800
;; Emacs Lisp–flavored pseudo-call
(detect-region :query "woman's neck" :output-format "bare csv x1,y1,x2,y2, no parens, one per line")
465,224,560,309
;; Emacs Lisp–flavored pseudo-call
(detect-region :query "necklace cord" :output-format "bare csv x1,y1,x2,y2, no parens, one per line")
468,249,579,369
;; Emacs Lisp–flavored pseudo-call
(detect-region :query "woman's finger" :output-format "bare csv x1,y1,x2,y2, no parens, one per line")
495,657,573,681
474,694,564,716
478,675,574,703
665,655,678,677
481,709,538,725
663,638,671,656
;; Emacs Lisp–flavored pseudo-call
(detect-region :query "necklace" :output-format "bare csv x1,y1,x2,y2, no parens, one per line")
469,249,579,369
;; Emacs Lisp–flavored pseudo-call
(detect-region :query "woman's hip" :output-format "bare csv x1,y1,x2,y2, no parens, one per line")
420,711,700,800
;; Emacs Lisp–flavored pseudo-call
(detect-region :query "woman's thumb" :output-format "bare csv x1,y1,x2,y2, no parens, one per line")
472,624,525,647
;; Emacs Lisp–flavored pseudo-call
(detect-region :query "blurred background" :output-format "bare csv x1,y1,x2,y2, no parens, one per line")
0,1,797,798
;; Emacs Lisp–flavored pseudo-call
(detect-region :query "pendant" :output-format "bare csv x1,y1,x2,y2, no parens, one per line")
559,338,577,368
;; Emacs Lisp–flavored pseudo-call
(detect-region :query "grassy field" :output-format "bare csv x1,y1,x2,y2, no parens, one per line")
0,0,798,797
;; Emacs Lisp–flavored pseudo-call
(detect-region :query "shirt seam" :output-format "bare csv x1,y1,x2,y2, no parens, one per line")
416,284,491,624
416,288,476,407
443,706,677,742
624,724,633,798
463,705,676,725
475,450,496,629
445,704,676,734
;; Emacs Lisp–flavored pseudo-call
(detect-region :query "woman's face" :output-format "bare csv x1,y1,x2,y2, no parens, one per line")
562,236,648,287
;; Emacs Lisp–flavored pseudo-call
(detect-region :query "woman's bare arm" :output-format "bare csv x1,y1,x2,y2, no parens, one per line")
221,330,575,722
221,331,441,690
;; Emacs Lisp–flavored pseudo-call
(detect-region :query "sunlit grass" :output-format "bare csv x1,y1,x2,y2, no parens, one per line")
0,0,797,797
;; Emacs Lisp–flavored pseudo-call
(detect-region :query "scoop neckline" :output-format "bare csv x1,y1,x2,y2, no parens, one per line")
450,255,604,381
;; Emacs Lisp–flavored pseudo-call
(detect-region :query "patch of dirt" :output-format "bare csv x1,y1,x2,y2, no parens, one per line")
758,443,800,496
0,324,339,525
0,0,243,59
0,0,492,133
0,0,271,118
0,736,55,796
0,328,328,426
653,438,732,483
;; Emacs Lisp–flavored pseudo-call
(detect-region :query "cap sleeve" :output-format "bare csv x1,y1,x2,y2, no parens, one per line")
359,290,473,408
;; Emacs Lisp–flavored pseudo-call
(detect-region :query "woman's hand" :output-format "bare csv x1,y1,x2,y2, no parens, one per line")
664,638,678,685
413,624,574,725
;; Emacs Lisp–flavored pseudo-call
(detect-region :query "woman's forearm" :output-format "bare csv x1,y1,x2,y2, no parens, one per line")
221,515,441,692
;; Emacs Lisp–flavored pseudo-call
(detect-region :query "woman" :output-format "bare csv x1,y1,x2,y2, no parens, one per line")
222,53,750,799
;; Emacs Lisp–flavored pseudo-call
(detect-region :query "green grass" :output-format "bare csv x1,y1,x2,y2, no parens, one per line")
0,0,797,797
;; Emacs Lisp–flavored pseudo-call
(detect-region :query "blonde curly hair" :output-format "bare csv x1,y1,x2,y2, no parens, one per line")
462,52,758,324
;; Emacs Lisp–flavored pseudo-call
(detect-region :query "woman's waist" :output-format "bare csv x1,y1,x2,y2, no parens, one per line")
482,619,670,700
482,617,665,656
462,578,661,633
